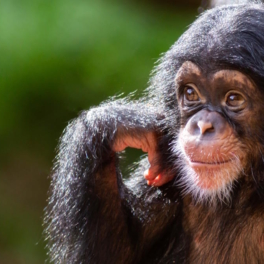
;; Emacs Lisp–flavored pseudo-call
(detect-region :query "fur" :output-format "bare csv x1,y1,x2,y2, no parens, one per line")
44,4,264,263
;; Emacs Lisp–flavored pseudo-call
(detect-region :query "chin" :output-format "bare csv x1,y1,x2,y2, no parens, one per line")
176,156,243,204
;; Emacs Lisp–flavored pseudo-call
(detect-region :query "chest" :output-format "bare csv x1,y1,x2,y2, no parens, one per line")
181,203,264,263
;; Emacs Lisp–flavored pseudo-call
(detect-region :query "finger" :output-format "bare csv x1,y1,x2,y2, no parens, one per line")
147,174,175,187
144,159,160,180
147,150,157,165
144,169,157,180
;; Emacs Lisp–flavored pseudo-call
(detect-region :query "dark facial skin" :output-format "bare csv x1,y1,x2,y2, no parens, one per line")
175,61,263,200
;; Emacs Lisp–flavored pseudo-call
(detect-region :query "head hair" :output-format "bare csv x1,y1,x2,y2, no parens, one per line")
149,4,264,108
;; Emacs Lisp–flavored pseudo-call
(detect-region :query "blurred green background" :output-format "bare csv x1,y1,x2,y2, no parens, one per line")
0,0,198,263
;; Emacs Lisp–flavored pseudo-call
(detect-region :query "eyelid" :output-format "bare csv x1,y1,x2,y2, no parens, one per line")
224,90,247,109
179,83,204,102
224,90,246,100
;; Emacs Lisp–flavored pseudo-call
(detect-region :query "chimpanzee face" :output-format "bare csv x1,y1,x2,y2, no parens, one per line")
174,61,262,202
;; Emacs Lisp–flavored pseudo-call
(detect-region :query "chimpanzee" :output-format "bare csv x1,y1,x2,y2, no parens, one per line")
44,3,264,264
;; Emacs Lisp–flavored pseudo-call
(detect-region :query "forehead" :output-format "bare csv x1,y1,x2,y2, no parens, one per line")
175,61,255,91
175,61,202,78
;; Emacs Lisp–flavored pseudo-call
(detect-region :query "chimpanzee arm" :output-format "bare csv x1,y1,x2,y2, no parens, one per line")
44,99,179,264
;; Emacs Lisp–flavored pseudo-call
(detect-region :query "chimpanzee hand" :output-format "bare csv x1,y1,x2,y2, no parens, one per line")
112,132,174,186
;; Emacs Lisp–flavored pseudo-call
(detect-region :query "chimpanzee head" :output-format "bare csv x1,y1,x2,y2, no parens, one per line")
149,4,264,202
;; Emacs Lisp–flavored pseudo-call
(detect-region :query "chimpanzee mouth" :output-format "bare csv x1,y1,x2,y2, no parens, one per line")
188,159,233,167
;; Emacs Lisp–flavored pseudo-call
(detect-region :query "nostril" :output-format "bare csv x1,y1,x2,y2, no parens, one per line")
207,127,215,132
197,120,214,135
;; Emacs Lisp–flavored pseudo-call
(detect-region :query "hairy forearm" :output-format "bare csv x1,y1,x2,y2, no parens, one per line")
44,100,161,263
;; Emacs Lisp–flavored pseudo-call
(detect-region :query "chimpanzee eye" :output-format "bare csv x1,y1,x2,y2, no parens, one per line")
225,92,245,108
184,86,200,102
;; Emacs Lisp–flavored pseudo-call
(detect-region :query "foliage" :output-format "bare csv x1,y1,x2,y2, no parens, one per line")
0,0,195,262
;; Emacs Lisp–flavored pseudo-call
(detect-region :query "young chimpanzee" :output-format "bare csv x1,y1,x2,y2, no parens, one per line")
44,3,264,264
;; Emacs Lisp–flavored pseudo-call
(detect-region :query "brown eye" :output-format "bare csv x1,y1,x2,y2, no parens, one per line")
184,86,200,102
226,92,245,108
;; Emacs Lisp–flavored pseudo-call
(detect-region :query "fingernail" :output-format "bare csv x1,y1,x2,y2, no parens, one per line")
147,180,150,185
144,169,149,179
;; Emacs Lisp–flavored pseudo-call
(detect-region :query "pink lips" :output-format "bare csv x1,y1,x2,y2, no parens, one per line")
188,159,232,168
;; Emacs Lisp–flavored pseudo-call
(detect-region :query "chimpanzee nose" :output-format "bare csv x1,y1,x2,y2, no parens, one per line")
197,120,214,134
186,109,226,138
